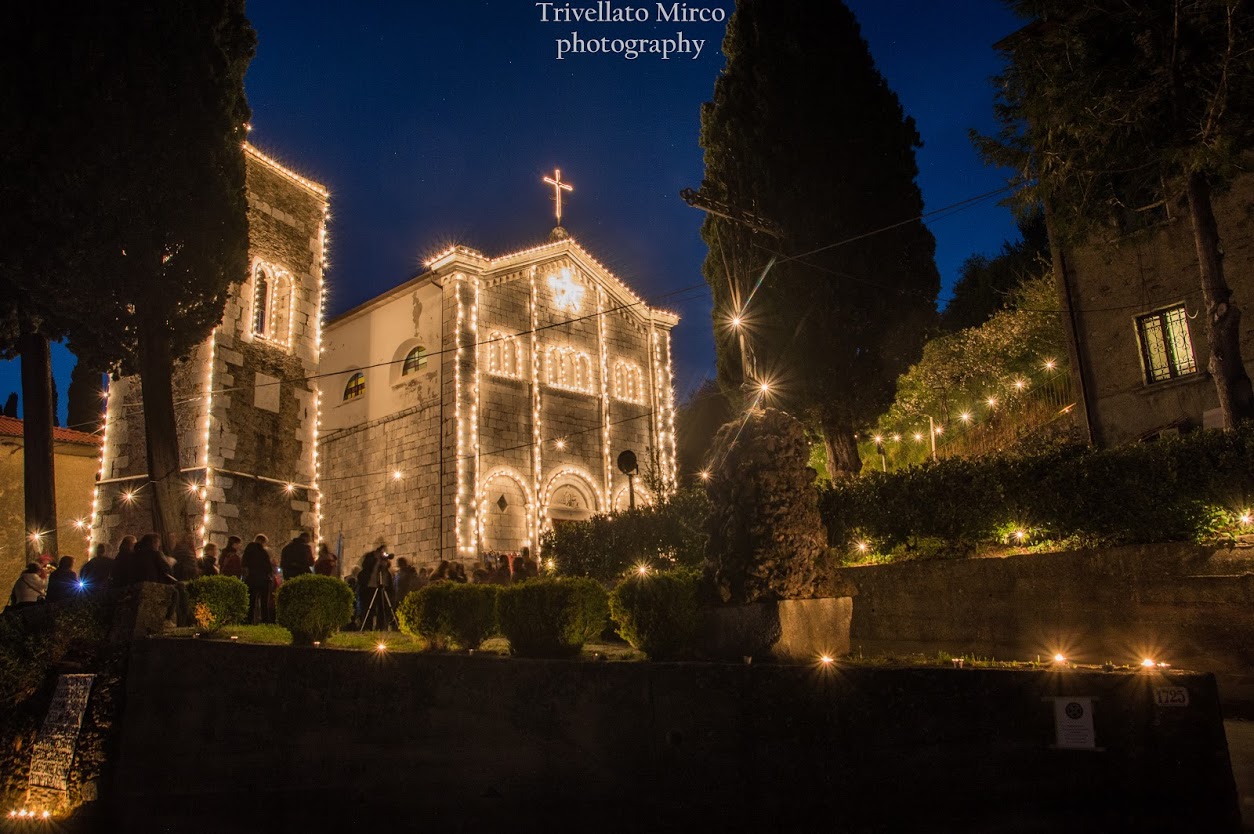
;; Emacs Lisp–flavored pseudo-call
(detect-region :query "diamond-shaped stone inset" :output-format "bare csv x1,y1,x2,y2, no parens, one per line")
496,494,509,512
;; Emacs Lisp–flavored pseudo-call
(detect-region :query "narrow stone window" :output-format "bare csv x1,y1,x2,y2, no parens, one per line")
252,266,271,337
343,372,366,401
1136,305,1197,384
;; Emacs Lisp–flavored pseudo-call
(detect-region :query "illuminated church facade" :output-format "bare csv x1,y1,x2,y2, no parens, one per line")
89,149,678,566
318,233,680,564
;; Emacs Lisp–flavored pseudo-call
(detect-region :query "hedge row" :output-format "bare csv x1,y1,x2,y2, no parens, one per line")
819,426,1254,551
397,578,610,658
540,488,709,583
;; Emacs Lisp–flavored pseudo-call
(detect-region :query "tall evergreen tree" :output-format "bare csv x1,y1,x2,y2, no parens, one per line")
67,360,104,434
699,0,940,478
976,0,1254,429
4,1,255,551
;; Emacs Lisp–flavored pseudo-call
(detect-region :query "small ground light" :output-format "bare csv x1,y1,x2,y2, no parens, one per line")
1141,658,1156,668
1053,653,1067,664
1013,530,1026,542
635,564,650,577
1240,511,1252,525
819,655,834,665
376,642,388,652
856,541,869,553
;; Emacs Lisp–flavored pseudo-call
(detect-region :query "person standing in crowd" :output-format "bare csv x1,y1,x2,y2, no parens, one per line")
314,543,337,576
8,563,47,609
110,535,138,587
358,541,393,630
198,543,220,577
280,532,315,580
44,556,80,603
133,533,175,585
393,557,421,604
242,534,275,624
79,543,114,593
170,536,200,581
220,535,243,578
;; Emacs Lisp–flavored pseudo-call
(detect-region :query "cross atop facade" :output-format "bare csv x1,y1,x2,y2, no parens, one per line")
543,168,574,226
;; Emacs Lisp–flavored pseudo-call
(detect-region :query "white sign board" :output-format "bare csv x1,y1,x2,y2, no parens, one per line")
1052,696,1097,751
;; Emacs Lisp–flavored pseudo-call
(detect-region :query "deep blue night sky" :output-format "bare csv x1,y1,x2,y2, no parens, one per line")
3,0,1024,426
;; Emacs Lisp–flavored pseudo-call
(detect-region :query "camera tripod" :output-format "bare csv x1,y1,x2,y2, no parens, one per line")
358,581,398,632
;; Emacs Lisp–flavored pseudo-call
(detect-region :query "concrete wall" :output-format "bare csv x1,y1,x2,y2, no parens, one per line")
1064,171,1254,445
110,639,1240,833
0,438,99,590
835,542,1254,704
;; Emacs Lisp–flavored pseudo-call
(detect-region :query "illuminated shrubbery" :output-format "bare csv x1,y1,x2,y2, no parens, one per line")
821,425,1254,557
275,575,354,645
397,582,498,651
185,576,248,634
497,577,608,658
608,569,700,660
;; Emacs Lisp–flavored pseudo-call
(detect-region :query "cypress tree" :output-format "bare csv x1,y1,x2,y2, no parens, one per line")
699,0,940,477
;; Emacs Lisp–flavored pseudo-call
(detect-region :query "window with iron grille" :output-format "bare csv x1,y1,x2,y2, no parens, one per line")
1136,305,1197,384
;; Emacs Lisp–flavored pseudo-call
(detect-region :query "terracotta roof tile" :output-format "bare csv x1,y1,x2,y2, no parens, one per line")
0,414,103,447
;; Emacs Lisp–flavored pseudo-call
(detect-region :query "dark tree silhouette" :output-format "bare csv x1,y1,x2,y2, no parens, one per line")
699,0,940,477
4,1,256,550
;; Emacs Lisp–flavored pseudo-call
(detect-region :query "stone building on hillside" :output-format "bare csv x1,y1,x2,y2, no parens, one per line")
1055,171,1254,446
91,145,329,552
319,233,679,566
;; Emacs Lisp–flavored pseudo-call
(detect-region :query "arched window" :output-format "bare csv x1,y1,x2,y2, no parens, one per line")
343,372,365,401
486,331,522,379
544,346,594,394
402,346,427,375
613,360,644,403
252,266,271,337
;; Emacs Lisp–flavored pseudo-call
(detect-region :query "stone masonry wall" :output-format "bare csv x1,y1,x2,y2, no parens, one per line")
91,146,327,553
1066,171,1254,445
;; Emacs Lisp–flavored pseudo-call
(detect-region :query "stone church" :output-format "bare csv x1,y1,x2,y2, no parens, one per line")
318,232,680,564
91,149,679,567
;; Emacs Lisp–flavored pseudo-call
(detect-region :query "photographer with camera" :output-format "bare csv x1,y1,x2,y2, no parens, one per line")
357,539,396,631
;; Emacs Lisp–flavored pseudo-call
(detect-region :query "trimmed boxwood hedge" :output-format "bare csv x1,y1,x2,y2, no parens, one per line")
819,425,1254,553
497,577,608,658
186,576,248,634
275,575,354,645
608,569,700,660
397,582,499,650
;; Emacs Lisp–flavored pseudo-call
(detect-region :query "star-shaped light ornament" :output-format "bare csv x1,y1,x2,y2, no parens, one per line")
548,267,585,313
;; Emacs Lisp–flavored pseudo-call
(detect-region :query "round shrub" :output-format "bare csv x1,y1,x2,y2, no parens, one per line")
608,570,700,660
275,574,354,645
497,577,608,658
186,575,248,634
398,582,499,650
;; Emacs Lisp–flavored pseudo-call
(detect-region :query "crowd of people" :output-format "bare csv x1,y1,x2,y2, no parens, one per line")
6,533,544,631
